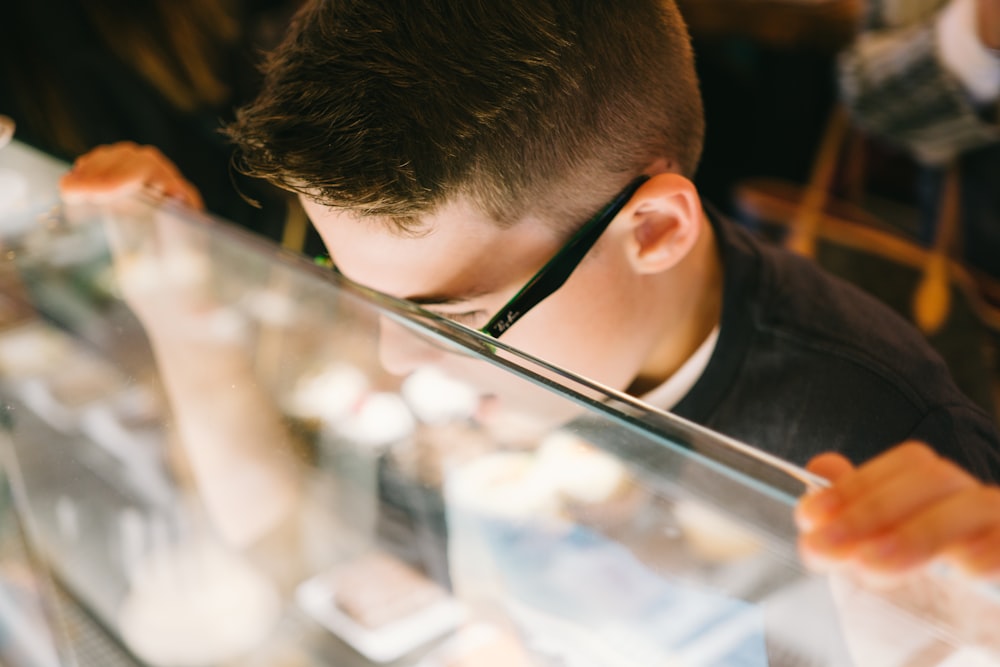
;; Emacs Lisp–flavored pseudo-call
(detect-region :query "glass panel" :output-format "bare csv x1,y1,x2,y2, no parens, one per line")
0,430,69,667
0,140,66,237
0,193,997,667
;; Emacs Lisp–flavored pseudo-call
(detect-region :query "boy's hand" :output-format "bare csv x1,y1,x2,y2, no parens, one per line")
60,142,219,339
796,442,1000,581
60,142,204,210
978,0,1000,51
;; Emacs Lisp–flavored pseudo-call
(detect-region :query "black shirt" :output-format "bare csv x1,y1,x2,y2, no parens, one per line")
672,211,1000,483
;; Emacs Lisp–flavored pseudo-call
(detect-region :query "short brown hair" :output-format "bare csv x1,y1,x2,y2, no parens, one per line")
227,1,704,231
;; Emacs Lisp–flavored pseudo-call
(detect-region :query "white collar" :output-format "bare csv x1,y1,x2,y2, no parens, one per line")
640,326,720,411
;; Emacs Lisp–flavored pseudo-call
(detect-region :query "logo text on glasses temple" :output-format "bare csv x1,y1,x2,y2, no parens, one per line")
493,310,521,334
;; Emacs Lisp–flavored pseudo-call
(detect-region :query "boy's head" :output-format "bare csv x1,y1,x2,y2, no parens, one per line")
228,0,716,393
229,0,703,229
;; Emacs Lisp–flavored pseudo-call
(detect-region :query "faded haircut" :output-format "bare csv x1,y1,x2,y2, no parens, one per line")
226,1,704,233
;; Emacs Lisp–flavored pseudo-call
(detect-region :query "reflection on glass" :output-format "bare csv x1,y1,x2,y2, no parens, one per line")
0,441,65,667
0,194,996,666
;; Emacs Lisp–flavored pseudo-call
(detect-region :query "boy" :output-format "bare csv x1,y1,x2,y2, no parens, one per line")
63,0,1000,579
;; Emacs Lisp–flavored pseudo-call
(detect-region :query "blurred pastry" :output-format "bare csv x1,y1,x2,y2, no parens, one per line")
332,553,446,630
117,539,281,667
0,322,71,377
672,500,762,563
335,391,416,447
401,366,479,424
534,431,642,528
535,431,628,504
445,451,563,522
284,363,368,425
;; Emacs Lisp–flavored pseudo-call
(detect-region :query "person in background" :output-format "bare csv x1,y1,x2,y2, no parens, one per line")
839,0,1000,297
61,0,1000,582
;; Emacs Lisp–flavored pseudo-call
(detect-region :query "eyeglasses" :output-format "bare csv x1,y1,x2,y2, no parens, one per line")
481,174,651,339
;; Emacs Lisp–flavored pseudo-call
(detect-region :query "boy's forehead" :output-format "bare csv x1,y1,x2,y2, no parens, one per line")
300,195,562,301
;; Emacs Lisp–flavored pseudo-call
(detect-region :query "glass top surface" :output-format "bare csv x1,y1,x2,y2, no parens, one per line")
0,191,997,667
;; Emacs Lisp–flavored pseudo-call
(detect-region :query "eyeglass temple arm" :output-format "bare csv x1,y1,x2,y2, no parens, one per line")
482,175,650,338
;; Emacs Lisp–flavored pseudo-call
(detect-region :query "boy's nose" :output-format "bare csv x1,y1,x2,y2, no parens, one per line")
377,316,447,376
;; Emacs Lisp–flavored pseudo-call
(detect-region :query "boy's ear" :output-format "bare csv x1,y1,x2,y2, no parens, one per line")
618,172,702,274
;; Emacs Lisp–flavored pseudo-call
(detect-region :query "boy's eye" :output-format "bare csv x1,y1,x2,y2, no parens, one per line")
435,310,486,327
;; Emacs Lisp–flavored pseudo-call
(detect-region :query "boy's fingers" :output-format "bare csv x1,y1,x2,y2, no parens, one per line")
797,452,854,530
803,442,941,519
162,179,204,210
952,527,1000,580
805,452,854,482
853,485,1000,573
800,462,972,556
59,142,204,210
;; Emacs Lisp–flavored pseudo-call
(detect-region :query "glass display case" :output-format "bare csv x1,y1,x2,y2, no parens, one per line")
0,153,998,666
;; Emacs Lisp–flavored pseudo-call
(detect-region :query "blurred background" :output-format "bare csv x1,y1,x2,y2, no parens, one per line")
0,0,998,420
678,0,1000,423
0,0,304,244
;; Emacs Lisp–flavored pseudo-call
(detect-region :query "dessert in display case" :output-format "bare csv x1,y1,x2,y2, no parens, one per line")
0,170,998,666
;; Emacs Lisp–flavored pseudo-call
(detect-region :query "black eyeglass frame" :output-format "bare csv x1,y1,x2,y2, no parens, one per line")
481,174,651,338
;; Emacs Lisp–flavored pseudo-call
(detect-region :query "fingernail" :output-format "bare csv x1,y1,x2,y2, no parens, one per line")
794,507,815,531
801,490,843,519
